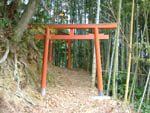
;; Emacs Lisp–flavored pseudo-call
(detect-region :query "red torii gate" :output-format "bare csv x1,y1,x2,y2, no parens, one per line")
33,24,117,96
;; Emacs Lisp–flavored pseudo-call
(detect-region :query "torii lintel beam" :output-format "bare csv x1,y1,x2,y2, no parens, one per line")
35,34,109,40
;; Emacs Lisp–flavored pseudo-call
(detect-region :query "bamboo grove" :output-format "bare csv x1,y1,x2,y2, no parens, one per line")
0,0,150,112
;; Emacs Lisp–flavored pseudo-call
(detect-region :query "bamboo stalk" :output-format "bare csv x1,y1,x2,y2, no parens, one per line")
91,0,101,87
104,38,111,87
112,0,122,98
124,0,135,104
128,4,139,103
138,69,150,113
106,35,116,95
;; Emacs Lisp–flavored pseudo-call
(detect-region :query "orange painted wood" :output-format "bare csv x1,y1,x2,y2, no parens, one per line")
94,28,103,91
64,39,72,42
70,29,74,36
49,40,53,64
41,28,49,90
68,40,71,68
51,34,109,40
31,24,117,29
34,34,109,40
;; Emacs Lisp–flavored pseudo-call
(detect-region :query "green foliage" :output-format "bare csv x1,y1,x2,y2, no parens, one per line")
117,73,126,95
0,18,11,28
134,88,143,100
138,0,150,13
36,40,45,52
54,40,68,53
134,100,150,113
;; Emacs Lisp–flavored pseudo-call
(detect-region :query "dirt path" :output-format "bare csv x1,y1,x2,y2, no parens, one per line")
0,65,131,113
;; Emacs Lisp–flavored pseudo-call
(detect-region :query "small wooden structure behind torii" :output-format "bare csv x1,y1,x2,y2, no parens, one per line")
32,24,118,96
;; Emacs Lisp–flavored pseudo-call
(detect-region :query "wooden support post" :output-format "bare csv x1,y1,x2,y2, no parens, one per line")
49,40,53,64
67,29,74,68
68,40,71,68
41,28,50,95
94,27,104,96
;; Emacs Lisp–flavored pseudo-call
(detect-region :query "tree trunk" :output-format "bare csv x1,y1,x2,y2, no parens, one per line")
11,0,40,42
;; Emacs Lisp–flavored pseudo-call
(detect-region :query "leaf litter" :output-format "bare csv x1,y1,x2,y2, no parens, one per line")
0,63,133,113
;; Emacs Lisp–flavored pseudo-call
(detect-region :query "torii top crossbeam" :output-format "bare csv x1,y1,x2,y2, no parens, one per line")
32,24,118,96
33,23,117,29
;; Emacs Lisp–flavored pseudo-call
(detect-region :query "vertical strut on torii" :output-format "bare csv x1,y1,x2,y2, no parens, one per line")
31,24,118,96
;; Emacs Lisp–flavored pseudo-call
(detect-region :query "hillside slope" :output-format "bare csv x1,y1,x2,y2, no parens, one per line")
0,64,132,113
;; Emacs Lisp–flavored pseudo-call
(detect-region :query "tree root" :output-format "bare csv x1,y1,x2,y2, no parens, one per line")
20,60,29,89
13,53,36,106
0,84,9,90
0,40,9,64
0,83,36,106
13,52,18,81
15,91,36,106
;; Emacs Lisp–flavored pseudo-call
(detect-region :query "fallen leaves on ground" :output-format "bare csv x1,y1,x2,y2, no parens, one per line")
0,65,133,113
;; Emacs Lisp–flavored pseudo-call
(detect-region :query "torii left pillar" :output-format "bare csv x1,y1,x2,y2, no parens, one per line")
41,28,49,95
94,27,103,96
